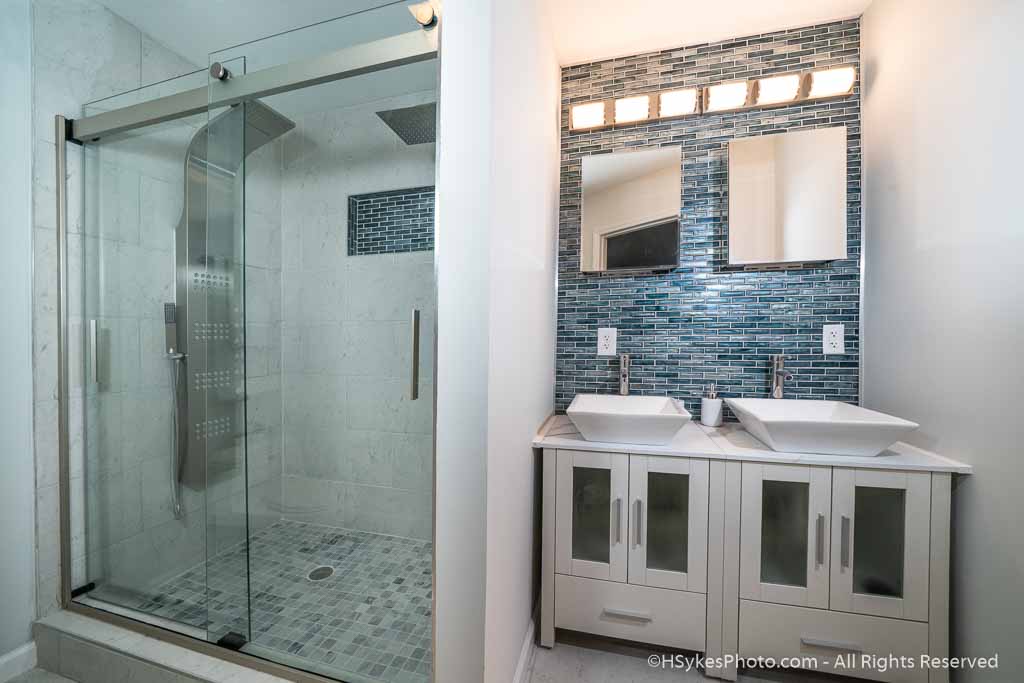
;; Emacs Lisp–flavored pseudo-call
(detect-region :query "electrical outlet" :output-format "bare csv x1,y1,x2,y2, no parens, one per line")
823,324,845,355
597,328,617,356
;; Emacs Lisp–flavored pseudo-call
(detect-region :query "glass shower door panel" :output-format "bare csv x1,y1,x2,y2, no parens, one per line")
200,56,252,646
74,69,213,636
207,5,439,680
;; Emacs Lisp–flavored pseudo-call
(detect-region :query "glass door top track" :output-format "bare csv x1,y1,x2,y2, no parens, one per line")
71,28,437,143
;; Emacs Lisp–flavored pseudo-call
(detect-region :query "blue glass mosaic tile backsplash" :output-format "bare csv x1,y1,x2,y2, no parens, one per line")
557,19,861,417
348,186,435,256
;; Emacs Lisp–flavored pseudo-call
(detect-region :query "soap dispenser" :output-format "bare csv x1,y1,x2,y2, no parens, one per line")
701,384,723,427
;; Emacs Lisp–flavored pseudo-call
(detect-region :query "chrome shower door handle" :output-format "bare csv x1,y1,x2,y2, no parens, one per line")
410,309,420,400
90,319,99,385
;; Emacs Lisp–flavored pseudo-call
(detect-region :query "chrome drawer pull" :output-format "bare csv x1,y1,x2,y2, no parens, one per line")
801,637,863,653
602,607,652,623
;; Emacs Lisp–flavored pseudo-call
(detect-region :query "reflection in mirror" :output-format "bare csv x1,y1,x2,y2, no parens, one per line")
581,147,681,272
728,127,848,266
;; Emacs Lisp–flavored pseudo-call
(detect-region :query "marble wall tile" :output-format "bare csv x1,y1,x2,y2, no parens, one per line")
140,34,199,86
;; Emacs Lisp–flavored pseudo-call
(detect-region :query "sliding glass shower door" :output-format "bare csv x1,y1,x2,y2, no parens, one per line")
66,4,436,681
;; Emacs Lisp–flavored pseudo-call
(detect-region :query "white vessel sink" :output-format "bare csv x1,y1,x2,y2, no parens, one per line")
724,398,918,457
567,394,691,446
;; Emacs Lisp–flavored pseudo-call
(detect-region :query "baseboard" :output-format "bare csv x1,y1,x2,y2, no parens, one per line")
512,603,539,683
0,641,36,683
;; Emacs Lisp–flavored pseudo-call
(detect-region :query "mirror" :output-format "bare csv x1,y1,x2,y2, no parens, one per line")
728,126,848,266
581,147,681,272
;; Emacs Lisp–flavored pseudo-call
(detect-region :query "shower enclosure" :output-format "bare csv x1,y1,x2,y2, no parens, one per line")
54,5,438,682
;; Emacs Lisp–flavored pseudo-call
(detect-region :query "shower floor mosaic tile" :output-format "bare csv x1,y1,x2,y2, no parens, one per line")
136,520,433,683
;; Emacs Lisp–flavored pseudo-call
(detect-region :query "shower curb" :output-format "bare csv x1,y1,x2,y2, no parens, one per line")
34,611,289,683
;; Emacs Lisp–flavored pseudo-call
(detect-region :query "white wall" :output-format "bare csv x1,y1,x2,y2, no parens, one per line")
861,1,1023,679
435,1,494,679
436,0,559,681
0,0,39,674
484,1,559,681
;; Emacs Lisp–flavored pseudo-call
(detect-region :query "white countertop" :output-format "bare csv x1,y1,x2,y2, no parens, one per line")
534,414,972,474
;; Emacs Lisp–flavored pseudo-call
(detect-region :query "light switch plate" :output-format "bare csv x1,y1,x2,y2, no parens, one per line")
597,327,617,356
823,324,845,355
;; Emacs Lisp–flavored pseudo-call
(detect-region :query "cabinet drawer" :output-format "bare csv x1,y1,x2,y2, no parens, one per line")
555,574,705,651
739,600,928,683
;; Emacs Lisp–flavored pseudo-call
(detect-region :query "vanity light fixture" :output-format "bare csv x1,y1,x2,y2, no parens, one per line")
659,88,700,118
807,66,857,99
614,95,651,124
567,65,856,131
571,101,607,130
755,74,801,106
704,81,751,113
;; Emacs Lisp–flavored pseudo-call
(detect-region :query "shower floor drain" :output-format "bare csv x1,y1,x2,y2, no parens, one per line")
307,566,334,582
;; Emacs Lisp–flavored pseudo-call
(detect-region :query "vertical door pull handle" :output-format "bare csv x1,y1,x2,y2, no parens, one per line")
410,309,420,400
90,319,99,385
632,499,643,548
815,513,825,567
614,497,623,544
840,515,851,569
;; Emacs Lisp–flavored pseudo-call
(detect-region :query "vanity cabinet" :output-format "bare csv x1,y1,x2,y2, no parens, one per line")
739,463,832,608
551,450,710,651
829,469,931,621
538,418,965,683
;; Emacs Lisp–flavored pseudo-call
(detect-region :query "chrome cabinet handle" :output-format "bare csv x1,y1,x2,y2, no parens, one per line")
840,515,851,569
815,513,825,568
410,309,420,400
603,607,652,623
90,319,99,385
801,637,863,653
632,499,643,548
614,497,623,544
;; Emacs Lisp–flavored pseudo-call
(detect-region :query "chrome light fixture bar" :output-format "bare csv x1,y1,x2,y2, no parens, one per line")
569,65,856,131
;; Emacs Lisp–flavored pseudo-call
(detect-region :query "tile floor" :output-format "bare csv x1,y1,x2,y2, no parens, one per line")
88,520,432,683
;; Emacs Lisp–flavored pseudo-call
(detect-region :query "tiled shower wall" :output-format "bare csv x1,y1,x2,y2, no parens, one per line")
557,19,862,415
279,89,435,540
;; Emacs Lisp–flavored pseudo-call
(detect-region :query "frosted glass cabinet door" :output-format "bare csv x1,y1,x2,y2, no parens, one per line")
740,464,831,609
830,469,931,621
627,456,709,592
555,450,628,582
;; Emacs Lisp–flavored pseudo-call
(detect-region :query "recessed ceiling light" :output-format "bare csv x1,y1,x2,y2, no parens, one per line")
571,102,606,130
614,95,650,124
705,81,750,113
808,66,856,99
659,89,699,118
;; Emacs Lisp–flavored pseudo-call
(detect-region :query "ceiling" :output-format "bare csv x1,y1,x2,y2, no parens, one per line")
544,0,872,66
97,0,872,72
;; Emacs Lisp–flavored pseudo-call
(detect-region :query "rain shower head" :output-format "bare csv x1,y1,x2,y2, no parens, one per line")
376,102,436,145
186,100,296,172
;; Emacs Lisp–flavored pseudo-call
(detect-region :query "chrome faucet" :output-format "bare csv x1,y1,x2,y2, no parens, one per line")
619,354,631,396
770,354,793,399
